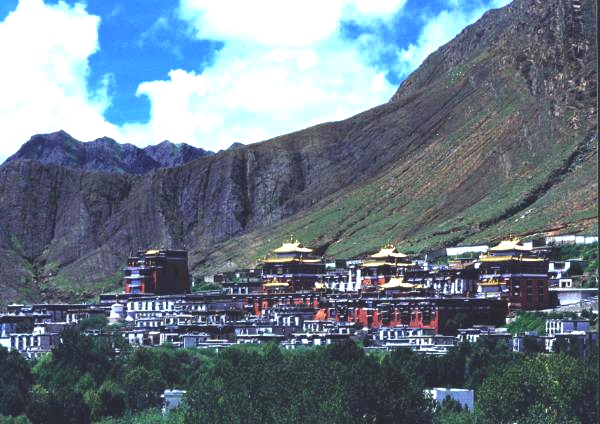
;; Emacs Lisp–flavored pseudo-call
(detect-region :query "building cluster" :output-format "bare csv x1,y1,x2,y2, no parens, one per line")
457,319,597,357
0,237,597,358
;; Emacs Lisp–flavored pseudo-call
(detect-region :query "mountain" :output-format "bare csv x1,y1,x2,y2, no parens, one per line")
3,131,212,174
0,0,596,304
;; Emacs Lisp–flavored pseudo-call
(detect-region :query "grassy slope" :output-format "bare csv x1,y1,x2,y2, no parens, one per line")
190,60,597,274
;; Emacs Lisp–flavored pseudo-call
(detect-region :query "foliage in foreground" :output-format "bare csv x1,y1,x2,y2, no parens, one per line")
0,329,597,423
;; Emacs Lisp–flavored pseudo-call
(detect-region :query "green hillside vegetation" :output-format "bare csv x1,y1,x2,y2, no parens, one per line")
195,135,596,273
558,242,599,281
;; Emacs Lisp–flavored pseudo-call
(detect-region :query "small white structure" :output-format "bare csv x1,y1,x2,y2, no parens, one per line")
427,388,474,412
545,235,598,245
161,389,187,415
108,301,125,325
446,245,489,257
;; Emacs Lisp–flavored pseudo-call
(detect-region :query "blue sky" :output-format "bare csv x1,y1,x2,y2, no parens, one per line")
0,0,510,160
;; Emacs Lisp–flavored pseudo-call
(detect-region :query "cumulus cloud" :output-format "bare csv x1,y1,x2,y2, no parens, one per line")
177,0,407,46
0,0,120,160
0,0,510,159
119,0,407,150
120,42,392,149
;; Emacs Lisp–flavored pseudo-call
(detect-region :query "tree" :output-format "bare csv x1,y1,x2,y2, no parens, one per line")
94,380,126,419
123,366,164,412
0,347,32,417
476,354,598,424
464,337,513,389
0,416,31,424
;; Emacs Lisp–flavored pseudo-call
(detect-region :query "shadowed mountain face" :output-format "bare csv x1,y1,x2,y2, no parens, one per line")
3,131,212,174
0,0,596,304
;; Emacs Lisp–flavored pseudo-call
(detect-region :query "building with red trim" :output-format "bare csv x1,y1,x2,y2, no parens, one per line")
478,239,549,310
123,249,189,295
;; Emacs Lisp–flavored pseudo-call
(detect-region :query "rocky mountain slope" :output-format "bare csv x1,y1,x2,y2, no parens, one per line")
0,0,596,304
3,130,212,174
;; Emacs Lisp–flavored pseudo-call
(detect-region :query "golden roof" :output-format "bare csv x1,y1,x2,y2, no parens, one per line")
489,239,531,252
361,260,414,268
479,255,515,262
272,241,313,254
261,257,321,264
370,245,408,259
361,261,390,267
263,282,290,287
145,249,160,255
479,279,506,286
381,277,416,289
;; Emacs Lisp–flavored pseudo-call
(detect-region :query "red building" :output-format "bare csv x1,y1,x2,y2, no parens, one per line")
123,249,190,295
314,296,507,334
478,239,549,310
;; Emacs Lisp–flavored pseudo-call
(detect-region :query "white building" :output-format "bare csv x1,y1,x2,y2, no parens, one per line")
546,319,590,337
427,388,474,411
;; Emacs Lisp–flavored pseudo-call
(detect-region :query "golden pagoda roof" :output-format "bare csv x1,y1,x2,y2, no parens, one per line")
479,255,515,262
361,260,414,268
261,257,321,264
272,240,313,254
263,282,290,287
370,245,408,259
361,261,391,267
489,239,531,252
381,277,416,289
479,279,506,287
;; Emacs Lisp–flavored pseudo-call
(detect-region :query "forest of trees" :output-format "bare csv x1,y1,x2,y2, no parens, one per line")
0,329,598,424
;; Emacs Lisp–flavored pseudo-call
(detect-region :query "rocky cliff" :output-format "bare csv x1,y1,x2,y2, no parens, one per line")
0,0,596,304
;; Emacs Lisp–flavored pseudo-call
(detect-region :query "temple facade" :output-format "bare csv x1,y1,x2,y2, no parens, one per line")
478,239,549,310
360,245,415,290
258,239,325,292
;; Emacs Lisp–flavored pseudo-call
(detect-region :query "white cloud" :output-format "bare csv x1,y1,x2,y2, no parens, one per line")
0,0,120,160
177,0,407,47
120,42,393,150
0,0,510,160
395,0,512,77
118,0,409,150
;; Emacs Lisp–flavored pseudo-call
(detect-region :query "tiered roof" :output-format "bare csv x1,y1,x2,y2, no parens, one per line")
361,244,412,268
260,238,321,264
479,238,544,262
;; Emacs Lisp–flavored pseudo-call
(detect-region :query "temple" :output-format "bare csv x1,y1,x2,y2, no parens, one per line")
258,239,325,292
360,244,414,289
478,239,549,310
123,249,190,295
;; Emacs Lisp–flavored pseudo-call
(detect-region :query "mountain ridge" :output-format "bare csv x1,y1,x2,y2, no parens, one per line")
3,130,213,174
0,0,596,304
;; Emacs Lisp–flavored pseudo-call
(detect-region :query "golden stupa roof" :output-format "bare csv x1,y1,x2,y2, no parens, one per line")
479,279,506,287
381,277,416,289
489,238,531,252
272,240,313,254
263,282,290,288
370,244,408,259
261,257,321,264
